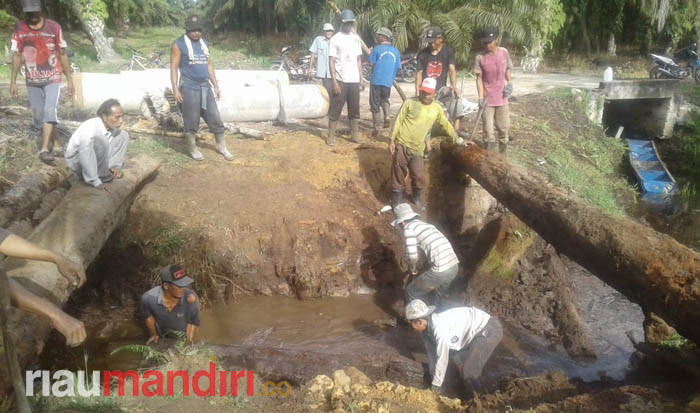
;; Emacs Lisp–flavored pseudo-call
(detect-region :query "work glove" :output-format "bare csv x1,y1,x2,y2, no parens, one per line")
503,82,513,98
478,98,485,109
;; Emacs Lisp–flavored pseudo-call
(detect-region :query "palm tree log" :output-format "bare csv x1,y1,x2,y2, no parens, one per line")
447,143,700,344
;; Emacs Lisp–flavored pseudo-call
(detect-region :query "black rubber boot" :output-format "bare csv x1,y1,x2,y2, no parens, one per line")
412,189,425,212
327,120,337,146
391,190,403,209
486,141,498,152
350,119,361,143
371,112,381,137
381,102,391,128
499,142,508,154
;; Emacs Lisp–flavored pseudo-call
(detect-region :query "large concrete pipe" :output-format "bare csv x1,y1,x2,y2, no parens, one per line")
72,69,326,121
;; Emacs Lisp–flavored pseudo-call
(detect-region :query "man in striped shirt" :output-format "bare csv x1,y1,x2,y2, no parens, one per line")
391,203,459,302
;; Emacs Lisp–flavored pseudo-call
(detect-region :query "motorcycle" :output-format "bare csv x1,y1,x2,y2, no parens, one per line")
649,43,700,83
269,45,310,81
361,53,419,83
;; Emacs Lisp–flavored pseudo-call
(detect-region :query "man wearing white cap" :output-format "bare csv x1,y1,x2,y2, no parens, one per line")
388,77,459,210
308,23,335,96
391,203,459,303
405,298,503,393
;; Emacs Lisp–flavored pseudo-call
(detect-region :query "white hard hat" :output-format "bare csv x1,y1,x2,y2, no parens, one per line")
405,299,436,321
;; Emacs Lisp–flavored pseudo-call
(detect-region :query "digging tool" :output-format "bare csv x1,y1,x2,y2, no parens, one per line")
467,97,487,141
0,269,31,413
327,1,407,101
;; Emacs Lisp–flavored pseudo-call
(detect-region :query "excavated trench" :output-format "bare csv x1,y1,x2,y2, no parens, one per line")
33,149,651,401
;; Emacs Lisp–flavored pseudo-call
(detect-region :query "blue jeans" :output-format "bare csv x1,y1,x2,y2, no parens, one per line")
405,264,458,302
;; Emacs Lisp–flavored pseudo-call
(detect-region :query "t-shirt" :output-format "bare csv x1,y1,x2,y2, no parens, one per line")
140,286,200,336
390,97,458,156
369,44,401,87
329,31,363,83
10,18,67,87
309,35,331,79
474,47,513,107
417,45,456,90
175,35,210,87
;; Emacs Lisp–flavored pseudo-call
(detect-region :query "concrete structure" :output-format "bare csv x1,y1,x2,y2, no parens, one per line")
72,70,329,122
589,79,684,138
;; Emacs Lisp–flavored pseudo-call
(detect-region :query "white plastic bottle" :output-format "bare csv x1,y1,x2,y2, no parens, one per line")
603,66,613,82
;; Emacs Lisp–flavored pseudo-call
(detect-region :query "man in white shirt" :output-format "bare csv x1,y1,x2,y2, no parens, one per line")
65,98,129,191
406,299,503,394
308,23,334,96
328,9,365,146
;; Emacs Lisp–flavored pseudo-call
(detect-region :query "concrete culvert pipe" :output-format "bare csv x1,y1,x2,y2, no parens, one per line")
72,70,329,122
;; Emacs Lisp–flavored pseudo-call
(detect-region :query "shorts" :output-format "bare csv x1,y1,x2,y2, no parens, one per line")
27,82,60,129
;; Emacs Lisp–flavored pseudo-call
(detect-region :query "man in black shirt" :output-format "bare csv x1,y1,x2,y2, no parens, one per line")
416,27,459,98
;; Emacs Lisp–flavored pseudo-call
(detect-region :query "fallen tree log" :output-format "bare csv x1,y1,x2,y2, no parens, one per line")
0,163,71,228
59,119,267,140
446,143,700,345
0,153,160,395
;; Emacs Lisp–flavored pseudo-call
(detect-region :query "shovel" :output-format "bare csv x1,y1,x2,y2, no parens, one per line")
466,97,487,141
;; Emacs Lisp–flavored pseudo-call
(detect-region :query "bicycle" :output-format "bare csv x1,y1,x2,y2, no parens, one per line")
117,45,170,71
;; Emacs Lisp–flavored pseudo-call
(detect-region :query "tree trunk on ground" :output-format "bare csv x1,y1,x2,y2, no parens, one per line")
70,0,120,63
445,144,700,345
0,154,160,397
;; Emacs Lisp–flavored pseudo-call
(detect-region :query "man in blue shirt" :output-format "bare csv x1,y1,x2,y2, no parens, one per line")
170,15,233,162
369,27,401,137
308,23,334,96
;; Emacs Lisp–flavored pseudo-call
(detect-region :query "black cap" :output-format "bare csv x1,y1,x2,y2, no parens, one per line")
425,26,443,43
480,26,499,43
185,15,203,32
160,264,194,287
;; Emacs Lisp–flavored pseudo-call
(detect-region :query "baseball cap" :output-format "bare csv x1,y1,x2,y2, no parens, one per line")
323,23,334,32
480,26,499,43
425,26,442,43
419,77,437,95
185,15,203,32
22,0,41,12
160,264,194,287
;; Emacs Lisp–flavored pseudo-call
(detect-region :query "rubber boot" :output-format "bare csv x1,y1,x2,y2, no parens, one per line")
486,141,498,152
499,142,508,154
412,188,425,212
391,190,403,210
327,120,337,146
215,133,234,161
381,102,391,128
350,118,361,143
185,133,204,161
371,112,381,137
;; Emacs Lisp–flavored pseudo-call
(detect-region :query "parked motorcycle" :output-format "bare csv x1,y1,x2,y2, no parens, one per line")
362,53,419,83
269,45,310,81
649,43,700,83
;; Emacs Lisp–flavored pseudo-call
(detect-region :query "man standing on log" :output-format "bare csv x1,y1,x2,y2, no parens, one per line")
308,23,335,96
368,27,401,137
9,0,75,165
65,99,129,192
328,9,364,146
406,299,502,394
140,264,200,345
474,26,513,153
0,228,87,346
170,15,233,161
391,203,459,304
389,78,459,210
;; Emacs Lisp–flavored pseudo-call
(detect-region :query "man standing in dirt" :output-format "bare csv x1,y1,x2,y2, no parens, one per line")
170,15,233,161
474,26,513,153
405,299,502,394
328,9,365,146
0,227,87,346
389,78,459,211
369,27,401,137
308,23,335,96
416,27,459,101
10,0,75,164
391,203,460,304
140,264,200,345
65,99,129,191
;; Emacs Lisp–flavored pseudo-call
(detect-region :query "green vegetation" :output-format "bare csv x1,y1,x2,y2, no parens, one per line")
676,111,700,208
658,332,696,350
509,90,636,215
128,136,191,170
482,223,534,280
154,226,186,257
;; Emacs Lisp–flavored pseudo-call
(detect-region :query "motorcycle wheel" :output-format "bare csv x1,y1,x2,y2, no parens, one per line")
269,63,282,71
649,66,664,79
362,65,372,82
399,65,417,82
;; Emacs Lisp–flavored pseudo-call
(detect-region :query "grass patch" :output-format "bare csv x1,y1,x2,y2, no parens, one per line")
658,332,696,350
482,223,534,280
153,226,185,257
128,137,190,170
676,111,700,208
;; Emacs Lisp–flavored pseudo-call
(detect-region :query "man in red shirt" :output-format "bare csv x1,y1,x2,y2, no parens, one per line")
10,0,75,164
474,26,513,154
